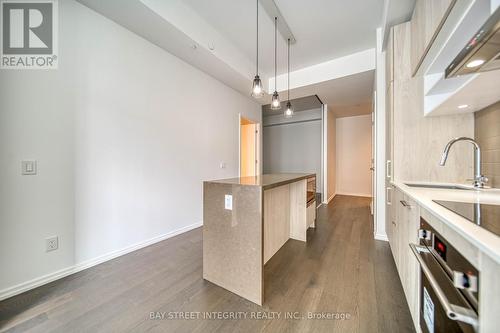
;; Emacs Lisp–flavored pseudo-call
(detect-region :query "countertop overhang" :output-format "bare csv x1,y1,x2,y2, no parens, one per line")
204,173,315,190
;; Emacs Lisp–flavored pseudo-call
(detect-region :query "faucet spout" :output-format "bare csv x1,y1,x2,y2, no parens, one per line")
439,137,487,188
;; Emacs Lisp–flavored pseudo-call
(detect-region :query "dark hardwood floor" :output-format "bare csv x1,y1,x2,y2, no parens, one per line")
0,195,415,333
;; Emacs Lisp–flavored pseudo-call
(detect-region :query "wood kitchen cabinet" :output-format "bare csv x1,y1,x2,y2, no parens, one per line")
385,29,395,239
389,187,404,268
399,194,420,325
385,186,394,242
386,28,394,86
385,8,483,332
389,21,473,183
388,187,420,330
410,0,456,75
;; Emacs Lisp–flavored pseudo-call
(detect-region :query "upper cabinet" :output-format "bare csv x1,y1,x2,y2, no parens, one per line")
410,0,456,76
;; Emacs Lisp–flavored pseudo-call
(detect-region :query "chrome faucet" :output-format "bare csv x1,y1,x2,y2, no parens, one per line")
439,137,487,188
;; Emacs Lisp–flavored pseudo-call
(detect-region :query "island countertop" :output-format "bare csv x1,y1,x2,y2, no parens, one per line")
204,173,315,190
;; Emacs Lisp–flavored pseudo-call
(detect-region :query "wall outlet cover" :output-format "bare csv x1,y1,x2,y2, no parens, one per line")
46,236,58,252
22,160,37,175
224,194,232,210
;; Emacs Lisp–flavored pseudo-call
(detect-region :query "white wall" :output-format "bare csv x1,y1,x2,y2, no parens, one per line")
263,109,323,194
0,0,261,298
326,108,336,202
336,115,372,197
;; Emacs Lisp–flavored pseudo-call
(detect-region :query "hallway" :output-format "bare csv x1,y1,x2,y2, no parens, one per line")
0,196,414,333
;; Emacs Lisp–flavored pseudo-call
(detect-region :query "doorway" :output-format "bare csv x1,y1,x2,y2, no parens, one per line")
240,116,260,177
262,96,324,203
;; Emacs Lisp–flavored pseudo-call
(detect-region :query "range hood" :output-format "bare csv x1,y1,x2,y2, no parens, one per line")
445,6,500,78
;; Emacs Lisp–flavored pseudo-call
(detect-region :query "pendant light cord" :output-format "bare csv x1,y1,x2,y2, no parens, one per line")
274,16,277,92
287,38,290,102
256,0,259,74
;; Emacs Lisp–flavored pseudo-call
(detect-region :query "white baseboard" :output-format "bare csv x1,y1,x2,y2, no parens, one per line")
0,221,203,301
322,193,336,205
336,191,373,198
374,232,389,241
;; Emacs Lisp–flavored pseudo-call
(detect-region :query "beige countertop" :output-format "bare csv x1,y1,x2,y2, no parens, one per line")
392,180,500,264
205,173,315,190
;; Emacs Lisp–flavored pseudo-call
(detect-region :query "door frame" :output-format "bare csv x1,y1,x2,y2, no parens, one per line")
238,114,261,177
371,92,376,216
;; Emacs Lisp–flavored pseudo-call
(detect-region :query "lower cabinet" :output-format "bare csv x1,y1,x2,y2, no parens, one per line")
388,187,421,332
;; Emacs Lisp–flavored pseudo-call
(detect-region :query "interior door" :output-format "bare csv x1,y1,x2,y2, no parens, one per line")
241,123,255,177
240,117,259,177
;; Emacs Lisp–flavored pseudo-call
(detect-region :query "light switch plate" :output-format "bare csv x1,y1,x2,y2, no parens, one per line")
22,160,37,175
224,194,232,210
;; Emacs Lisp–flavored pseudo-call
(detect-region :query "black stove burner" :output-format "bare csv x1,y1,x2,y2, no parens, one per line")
433,200,500,237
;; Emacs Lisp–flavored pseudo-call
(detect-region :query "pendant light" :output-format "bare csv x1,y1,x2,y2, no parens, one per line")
251,0,263,98
284,38,293,118
270,16,281,110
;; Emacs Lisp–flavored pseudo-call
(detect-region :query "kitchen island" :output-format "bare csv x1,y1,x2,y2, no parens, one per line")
203,173,317,305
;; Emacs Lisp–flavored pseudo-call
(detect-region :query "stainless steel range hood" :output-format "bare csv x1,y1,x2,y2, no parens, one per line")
445,6,500,78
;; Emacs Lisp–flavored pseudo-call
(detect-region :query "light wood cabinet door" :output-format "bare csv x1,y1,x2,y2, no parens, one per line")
385,186,393,241
397,193,409,284
410,0,456,75
385,29,394,184
389,188,404,267
385,29,394,173
385,81,393,179
385,31,395,243
392,21,474,183
391,193,421,331
386,28,394,86
405,196,420,328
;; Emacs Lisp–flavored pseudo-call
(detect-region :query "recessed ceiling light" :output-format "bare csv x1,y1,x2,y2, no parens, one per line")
466,59,485,68
458,104,469,109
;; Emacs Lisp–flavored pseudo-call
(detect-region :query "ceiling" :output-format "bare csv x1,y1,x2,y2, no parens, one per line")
262,70,374,118
183,0,386,76
77,0,414,117
262,95,323,116
273,0,384,70
382,0,416,47
313,70,374,107
292,70,375,118
178,0,387,117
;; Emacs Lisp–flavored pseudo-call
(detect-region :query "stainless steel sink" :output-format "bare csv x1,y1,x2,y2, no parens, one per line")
404,183,474,190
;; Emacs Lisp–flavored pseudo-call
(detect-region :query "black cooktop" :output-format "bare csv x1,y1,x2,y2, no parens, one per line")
433,200,500,237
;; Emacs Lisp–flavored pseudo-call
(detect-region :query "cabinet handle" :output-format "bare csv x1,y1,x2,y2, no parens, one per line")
386,187,392,205
386,160,392,179
400,200,412,209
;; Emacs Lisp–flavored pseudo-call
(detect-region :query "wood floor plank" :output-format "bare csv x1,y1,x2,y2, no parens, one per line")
0,195,414,333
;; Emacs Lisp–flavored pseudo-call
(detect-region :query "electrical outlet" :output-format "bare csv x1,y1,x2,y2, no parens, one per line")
46,236,58,252
225,194,232,210
21,160,37,175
